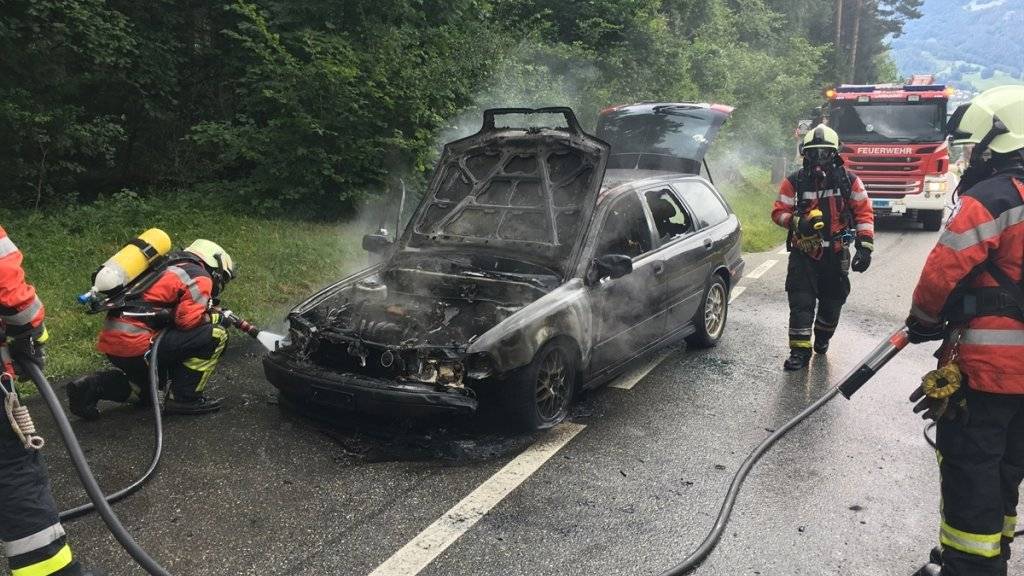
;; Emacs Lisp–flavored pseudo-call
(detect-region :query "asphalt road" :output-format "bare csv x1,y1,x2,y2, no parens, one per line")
22,215,1024,576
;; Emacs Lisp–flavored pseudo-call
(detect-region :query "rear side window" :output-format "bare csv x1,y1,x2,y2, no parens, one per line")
675,181,729,228
595,193,654,259
642,188,693,242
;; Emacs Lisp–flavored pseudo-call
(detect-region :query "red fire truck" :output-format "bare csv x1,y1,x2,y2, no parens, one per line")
823,75,954,230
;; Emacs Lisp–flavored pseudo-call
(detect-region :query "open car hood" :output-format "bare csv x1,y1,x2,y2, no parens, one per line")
402,108,610,274
596,103,733,174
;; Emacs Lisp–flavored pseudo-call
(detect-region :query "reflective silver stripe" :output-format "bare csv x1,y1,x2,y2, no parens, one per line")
3,522,65,557
102,319,152,335
909,304,941,324
941,524,1002,557
1005,516,1018,538
166,266,205,303
775,212,793,226
856,223,874,232
0,236,17,258
0,297,42,327
801,188,842,200
789,328,813,336
939,204,1024,252
962,329,1024,346
852,191,869,201
0,345,11,365
778,195,796,206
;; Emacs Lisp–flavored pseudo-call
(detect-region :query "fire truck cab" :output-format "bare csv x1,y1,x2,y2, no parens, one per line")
824,75,954,231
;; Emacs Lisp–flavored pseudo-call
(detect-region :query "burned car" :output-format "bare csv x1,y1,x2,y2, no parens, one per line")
263,105,743,430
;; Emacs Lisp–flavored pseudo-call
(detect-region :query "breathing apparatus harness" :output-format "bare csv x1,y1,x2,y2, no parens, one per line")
787,158,857,260
84,251,211,326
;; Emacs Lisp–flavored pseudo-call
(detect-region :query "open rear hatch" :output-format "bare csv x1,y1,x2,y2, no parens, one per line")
596,103,733,174
402,107,610,275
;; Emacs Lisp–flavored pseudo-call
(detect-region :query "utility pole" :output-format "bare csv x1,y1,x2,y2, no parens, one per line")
849,0,863,82
834,0,844,77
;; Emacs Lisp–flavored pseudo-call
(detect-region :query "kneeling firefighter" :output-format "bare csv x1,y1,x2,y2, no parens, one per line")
771,124,875,371
905,85,1024,576
68,239,236,418
0,225,99,575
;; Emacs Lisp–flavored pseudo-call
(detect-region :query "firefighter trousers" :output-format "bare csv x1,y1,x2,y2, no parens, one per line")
1,393,82,575
99,324,229,403
785,249,850,351
935,386,1024,576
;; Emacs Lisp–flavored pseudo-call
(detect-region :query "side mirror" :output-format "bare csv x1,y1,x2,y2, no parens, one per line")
587,254,633,285
362,232,393,254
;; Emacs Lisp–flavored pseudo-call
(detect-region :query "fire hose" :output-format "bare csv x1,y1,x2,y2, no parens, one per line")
657,327,911,575
11,312,284,575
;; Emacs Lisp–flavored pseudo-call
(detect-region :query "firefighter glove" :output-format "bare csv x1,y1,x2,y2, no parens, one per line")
209,309,233,328
906,315,945,344
10,326,47,376
910,383,967,422
851,246,872,273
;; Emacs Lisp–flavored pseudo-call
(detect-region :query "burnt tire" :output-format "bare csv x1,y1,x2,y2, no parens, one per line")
685,275,729,348
921,210,944,231
499,341,577,432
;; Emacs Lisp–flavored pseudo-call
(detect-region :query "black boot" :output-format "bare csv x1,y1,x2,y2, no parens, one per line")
66,370,131,420
163,395,223,415
813,338,830,355
783,349,812,371
912,547,943,575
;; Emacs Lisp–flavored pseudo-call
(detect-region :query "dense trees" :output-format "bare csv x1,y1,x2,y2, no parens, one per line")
0,0,919,215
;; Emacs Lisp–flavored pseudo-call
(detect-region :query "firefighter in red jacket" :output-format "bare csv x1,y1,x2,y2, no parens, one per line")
1,225,96,576
67,239,236,418
771,124,875,370
906,86,1024,576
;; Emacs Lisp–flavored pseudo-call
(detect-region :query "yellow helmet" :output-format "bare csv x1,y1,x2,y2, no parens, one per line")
185,239,236,291
800,124,840,151
947,85,1024,155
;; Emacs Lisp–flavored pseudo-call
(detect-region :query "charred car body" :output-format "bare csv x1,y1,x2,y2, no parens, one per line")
264,105,743,430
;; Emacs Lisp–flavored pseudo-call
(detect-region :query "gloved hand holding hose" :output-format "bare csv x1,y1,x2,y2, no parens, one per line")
9,324,47,378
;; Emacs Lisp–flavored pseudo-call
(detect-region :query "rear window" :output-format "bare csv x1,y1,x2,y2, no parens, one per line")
674,181,729,228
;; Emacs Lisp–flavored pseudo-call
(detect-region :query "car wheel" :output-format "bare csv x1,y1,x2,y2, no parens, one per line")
921,210,944,231
686,275,728,348
500,341,577,432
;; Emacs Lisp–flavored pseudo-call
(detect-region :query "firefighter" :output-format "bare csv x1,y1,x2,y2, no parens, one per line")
905,85,1024,576
1,225,96,576
67,239,236,418
771,124,875,370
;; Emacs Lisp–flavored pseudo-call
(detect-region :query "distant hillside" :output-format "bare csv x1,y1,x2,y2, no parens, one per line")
891,0,1023,94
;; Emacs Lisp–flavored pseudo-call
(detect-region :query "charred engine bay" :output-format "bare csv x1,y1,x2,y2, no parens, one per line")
289,258,558,391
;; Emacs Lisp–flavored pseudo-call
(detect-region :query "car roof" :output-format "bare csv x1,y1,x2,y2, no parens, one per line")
598,171,714,203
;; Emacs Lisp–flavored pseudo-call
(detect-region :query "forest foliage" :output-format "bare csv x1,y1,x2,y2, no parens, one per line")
1,0,920,216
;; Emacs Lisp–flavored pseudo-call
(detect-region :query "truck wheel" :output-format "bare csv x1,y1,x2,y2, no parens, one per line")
921,210,944,231
686,275,729,348
500,341,577,432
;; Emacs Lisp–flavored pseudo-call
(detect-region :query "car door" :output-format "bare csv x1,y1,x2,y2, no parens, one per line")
588,191,667,375
640,185,709,334
670,179,734,324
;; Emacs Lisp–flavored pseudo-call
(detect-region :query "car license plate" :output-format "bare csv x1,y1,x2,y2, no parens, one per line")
872,199,891,209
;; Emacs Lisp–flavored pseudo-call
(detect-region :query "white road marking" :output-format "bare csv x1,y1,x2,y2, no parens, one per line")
368,423,587,576
777,246,788,255
608,349,673,390
745,259,778,279
729,286,746,303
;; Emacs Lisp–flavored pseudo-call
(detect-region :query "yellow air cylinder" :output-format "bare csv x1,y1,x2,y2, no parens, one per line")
90,228,172,294
808,208,825,231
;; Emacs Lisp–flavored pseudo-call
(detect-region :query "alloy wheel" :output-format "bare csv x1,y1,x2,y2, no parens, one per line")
704,282,726,339
535,348,570,421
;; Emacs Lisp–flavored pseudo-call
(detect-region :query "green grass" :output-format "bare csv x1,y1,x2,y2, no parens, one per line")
959,70,1024,92
7,192,366,380
720,166,787,253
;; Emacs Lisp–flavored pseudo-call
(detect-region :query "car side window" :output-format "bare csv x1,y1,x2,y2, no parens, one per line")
595,193,654,259
675,181,729,228
642,188,693,242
